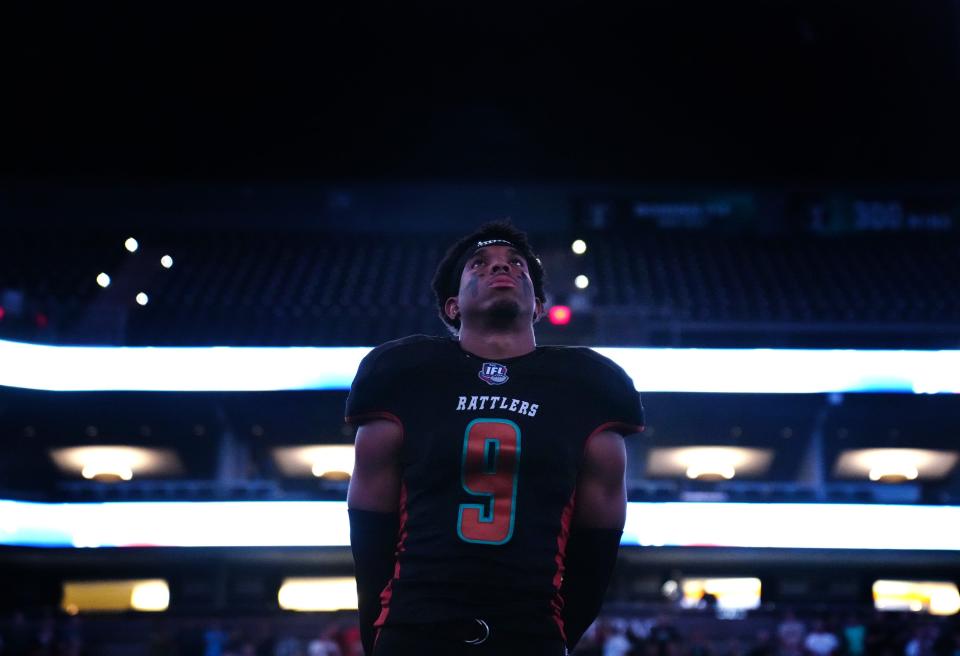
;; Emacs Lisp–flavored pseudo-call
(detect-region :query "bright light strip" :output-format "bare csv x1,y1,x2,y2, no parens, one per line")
0,340,367,392
873,580,960,616
1,339,958,393
593,347,960,394
62,579,169,613
650,446,772,479
278,577,358,611
272,445,355,478
869,465,918,482
681,577,762,611
686,464,735,480
131,580,171,611
836,448,957,481
1,500,959,550
50,446,180,479
73,448,142,481
0,500,350,548
625,503,960,550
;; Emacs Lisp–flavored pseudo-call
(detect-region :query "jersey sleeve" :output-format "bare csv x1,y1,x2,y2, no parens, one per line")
583,351,645,437
344,343,405,427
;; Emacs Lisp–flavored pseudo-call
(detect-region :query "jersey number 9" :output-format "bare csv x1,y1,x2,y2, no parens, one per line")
457,418,521,545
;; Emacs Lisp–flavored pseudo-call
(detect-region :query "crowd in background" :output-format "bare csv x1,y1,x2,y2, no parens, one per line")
2,605,960,656
575,607,960,656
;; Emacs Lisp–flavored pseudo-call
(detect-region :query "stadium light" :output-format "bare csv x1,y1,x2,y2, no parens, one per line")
131,581,171,611
834,448,957,483
135,292,149,306
62,580,169,613
548,305,572,326
272,445,355,480
681,578,761,612
648,447,773,480
124,238,139,253
571,239,587,255
160,255,173,269
49,446,182,482
873,580,960,616
96,273,111,288
3,500,960,550
2,339,960,394
574,275,589,289
278,578,358,611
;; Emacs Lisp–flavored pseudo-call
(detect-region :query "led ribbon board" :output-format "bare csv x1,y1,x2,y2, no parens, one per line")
1,500,958,550
2,339,958,393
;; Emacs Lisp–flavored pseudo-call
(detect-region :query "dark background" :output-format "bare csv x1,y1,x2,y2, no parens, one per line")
2,3,960,649
7,1,960,184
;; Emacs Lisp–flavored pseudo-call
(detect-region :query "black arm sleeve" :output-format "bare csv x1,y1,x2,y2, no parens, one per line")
349,509,400,656
559,527,622,650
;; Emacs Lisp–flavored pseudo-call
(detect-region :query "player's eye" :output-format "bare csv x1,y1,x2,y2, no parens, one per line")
511,257,524,267
470,258,484,268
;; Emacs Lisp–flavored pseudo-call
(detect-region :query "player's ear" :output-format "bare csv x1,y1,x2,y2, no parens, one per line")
444,297,460,321
532,297,544,324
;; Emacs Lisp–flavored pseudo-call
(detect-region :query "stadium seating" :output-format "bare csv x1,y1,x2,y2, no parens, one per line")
2,228,958,347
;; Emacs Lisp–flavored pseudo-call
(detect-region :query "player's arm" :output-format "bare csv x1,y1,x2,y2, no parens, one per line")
347,418,403,656
561,430,627,650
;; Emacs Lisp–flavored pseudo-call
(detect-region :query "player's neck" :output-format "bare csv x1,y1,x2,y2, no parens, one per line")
457,326,536,360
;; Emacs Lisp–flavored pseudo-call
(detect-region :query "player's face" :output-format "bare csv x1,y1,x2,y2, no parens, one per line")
452,245,541,327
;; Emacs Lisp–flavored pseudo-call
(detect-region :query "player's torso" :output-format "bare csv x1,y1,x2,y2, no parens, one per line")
388,342,599,602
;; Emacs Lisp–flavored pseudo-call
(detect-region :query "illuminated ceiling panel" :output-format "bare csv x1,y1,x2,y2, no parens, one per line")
62,579,169,614
49,446,183,481
647,446,774,480
2,338,958,393
272,445,354,479
834,448,958,482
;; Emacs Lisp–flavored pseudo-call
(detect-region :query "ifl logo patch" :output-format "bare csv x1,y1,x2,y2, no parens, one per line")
478,362,509,385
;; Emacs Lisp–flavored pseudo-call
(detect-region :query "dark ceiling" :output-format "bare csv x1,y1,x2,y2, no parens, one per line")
6,1,960,183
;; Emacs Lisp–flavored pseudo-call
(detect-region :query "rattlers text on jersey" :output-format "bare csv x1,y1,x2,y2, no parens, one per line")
345,335,644,639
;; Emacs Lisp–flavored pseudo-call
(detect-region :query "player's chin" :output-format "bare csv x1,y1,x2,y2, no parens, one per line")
484,298,523,320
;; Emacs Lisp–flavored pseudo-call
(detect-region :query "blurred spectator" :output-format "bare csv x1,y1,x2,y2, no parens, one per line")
844,613,867,656
779,609,808,656
306,625,342,656
689,628,714,656
1,602,956,656
866,612,901,656
58,615,84,656
720,635,746,656
805,618,840,656
931,625,957,656
205,621,227,656
306,636,341,656
147,622,179,656
602,619,633,656
747,629,775,656
905,624,939,656
273,634,304,656
650,613,681,656
2,612,33,656
34,612,54,656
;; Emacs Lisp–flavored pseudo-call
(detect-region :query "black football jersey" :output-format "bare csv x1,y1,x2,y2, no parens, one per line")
345,335,644,639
